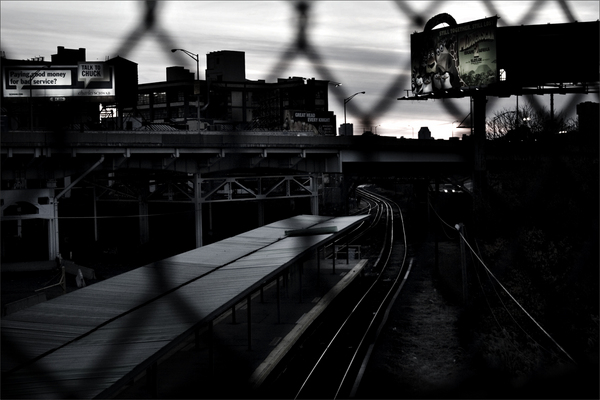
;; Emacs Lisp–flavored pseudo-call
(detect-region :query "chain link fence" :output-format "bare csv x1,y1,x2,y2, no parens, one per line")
1,1,597,397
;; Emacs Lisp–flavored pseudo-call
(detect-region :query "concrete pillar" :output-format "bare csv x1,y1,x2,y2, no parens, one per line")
208,202,213,232
194,173,203,248
49,200,59,261
298,263,303,303
48,213,57,261
208,320,214,376
247,294,252,351
93,186,98,242
139,198,150,245
332,241,336,274
276,276,281,324
257,201,265,227
310,174,319,215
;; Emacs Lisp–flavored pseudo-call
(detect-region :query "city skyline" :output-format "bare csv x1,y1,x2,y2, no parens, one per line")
1,1,598,138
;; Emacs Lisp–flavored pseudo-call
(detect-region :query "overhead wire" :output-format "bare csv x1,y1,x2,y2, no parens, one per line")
456,227,577,365
427,194,576,364
465,227,538,365
427,195,458,239
469,233,557,359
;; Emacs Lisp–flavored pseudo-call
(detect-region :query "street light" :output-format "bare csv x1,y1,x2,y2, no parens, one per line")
344,91,365,125
171,48,201,132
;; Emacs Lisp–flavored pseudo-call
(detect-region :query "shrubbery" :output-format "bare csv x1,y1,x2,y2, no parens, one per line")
462,145,598,391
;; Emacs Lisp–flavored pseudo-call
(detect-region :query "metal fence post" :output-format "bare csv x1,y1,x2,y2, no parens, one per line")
456,223,468,306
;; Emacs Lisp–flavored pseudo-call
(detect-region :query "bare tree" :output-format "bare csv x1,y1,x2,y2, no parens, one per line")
486,105,577,141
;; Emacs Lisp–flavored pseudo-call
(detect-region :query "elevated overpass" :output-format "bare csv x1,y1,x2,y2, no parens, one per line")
1,130,470,175
1,131,472,260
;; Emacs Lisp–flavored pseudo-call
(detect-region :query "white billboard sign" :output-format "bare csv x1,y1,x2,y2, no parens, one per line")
2,63,116,98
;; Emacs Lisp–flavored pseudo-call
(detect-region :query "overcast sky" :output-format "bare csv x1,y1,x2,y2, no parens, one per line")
2,1,598,138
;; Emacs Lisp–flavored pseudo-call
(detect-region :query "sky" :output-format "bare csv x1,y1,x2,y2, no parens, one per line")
1,1,598,138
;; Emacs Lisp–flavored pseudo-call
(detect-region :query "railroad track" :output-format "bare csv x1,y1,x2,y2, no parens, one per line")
259,186,413,399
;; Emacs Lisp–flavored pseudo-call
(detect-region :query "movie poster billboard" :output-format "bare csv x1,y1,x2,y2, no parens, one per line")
411,17,497,96
2,62,115,99
283,110,336,135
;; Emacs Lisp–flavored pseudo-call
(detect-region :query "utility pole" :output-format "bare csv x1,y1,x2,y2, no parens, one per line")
456,223,468,306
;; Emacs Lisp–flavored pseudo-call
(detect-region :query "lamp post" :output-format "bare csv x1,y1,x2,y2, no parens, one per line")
344,91,365,126
171,48,201,132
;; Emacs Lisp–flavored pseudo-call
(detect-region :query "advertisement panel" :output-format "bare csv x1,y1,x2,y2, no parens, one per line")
2,62,115,98
411,17,497,96
283,110,336,135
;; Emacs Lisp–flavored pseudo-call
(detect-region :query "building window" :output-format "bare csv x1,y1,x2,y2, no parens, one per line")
140,110,151,121
153,108,167,120
500,69,506,82
177,91,185,102
170,107,184,119
154,92,167,104
138,93,150,105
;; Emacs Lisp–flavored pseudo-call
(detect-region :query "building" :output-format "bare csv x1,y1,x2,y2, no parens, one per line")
339,123,353,136
1,46,138,132
128,51,336,134
2,47,337,134
576,101,599,135
418,127,432,140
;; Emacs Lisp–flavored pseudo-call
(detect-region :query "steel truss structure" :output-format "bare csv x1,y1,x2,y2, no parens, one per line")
90,172,319,205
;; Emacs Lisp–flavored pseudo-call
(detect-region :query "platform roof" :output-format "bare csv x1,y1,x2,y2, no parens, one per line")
1,214,367,399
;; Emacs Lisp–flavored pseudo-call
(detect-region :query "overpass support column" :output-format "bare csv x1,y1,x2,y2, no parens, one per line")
194,173,203,248
257,201,265,227
138,197,150,245
310,174,319,215
49,201,59,260
51,155,104,260
93,186,98,242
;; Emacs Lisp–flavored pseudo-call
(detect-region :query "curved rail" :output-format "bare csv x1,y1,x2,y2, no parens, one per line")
288,186,411,399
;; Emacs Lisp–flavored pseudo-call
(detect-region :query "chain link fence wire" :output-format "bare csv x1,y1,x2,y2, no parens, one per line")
1,1,597,398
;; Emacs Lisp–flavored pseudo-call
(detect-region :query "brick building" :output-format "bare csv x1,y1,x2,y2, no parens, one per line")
129,51,336,134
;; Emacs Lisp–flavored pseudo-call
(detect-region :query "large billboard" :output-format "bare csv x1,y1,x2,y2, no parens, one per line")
411,17,498,96
2,62,116,98
283,110,336,135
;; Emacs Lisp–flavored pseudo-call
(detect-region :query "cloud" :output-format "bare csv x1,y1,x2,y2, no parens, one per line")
2,1,598,139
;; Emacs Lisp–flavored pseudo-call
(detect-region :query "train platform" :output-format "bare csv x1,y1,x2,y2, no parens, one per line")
115,255,368,399
1,215,369,399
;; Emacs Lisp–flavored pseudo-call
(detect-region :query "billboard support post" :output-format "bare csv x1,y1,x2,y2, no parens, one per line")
472,93,488,235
